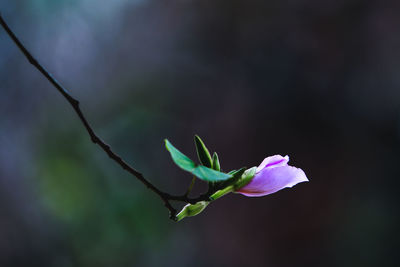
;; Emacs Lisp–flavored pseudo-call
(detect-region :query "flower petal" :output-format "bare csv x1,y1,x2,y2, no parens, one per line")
256,155,289,173
237,164,308,197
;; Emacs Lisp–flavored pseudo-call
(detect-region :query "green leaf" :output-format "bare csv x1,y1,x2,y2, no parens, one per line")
209,167,255,200
165,139,232,182
192,165,231,181
218,167,247,189
212,152,220,171
176,201,209,221
228,168,247,180
164,139,196,172
194,135,213,168
230,167,247,182
228,169,237,175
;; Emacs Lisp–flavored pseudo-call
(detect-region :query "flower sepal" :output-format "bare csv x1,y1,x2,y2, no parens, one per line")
233,167,257,190
209,167,257,200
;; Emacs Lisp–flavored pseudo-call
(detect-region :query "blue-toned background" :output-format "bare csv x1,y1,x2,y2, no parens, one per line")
1,1,399,266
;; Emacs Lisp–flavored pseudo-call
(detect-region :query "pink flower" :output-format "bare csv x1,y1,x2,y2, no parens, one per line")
236,155,308,197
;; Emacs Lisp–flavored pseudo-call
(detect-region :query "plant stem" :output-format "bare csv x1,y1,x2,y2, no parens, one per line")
1,13,217,220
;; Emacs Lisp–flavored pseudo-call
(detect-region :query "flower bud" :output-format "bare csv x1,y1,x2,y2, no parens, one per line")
176,201,209,221
235,155,308,197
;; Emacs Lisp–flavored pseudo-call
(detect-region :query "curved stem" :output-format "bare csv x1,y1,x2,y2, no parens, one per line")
1,13,208,220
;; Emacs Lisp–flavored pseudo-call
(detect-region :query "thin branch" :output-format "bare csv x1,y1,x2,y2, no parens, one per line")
0,14,184,219
0,14,217,219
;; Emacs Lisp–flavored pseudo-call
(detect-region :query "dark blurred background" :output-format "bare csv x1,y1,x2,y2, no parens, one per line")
1,0,399,266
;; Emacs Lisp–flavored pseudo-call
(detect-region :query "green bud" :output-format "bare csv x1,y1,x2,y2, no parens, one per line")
212,152,221,171
176,201,210,221
194,135,213,168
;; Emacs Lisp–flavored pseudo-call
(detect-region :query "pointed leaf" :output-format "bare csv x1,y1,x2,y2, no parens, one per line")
209,167,249,200
212,152,220,171
165,139,196,172
165,139,232,182
228,169,237,175
192,165,231,182
194,135,213,168
228,168,247,179
219,167,246,188
230,167,247,183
